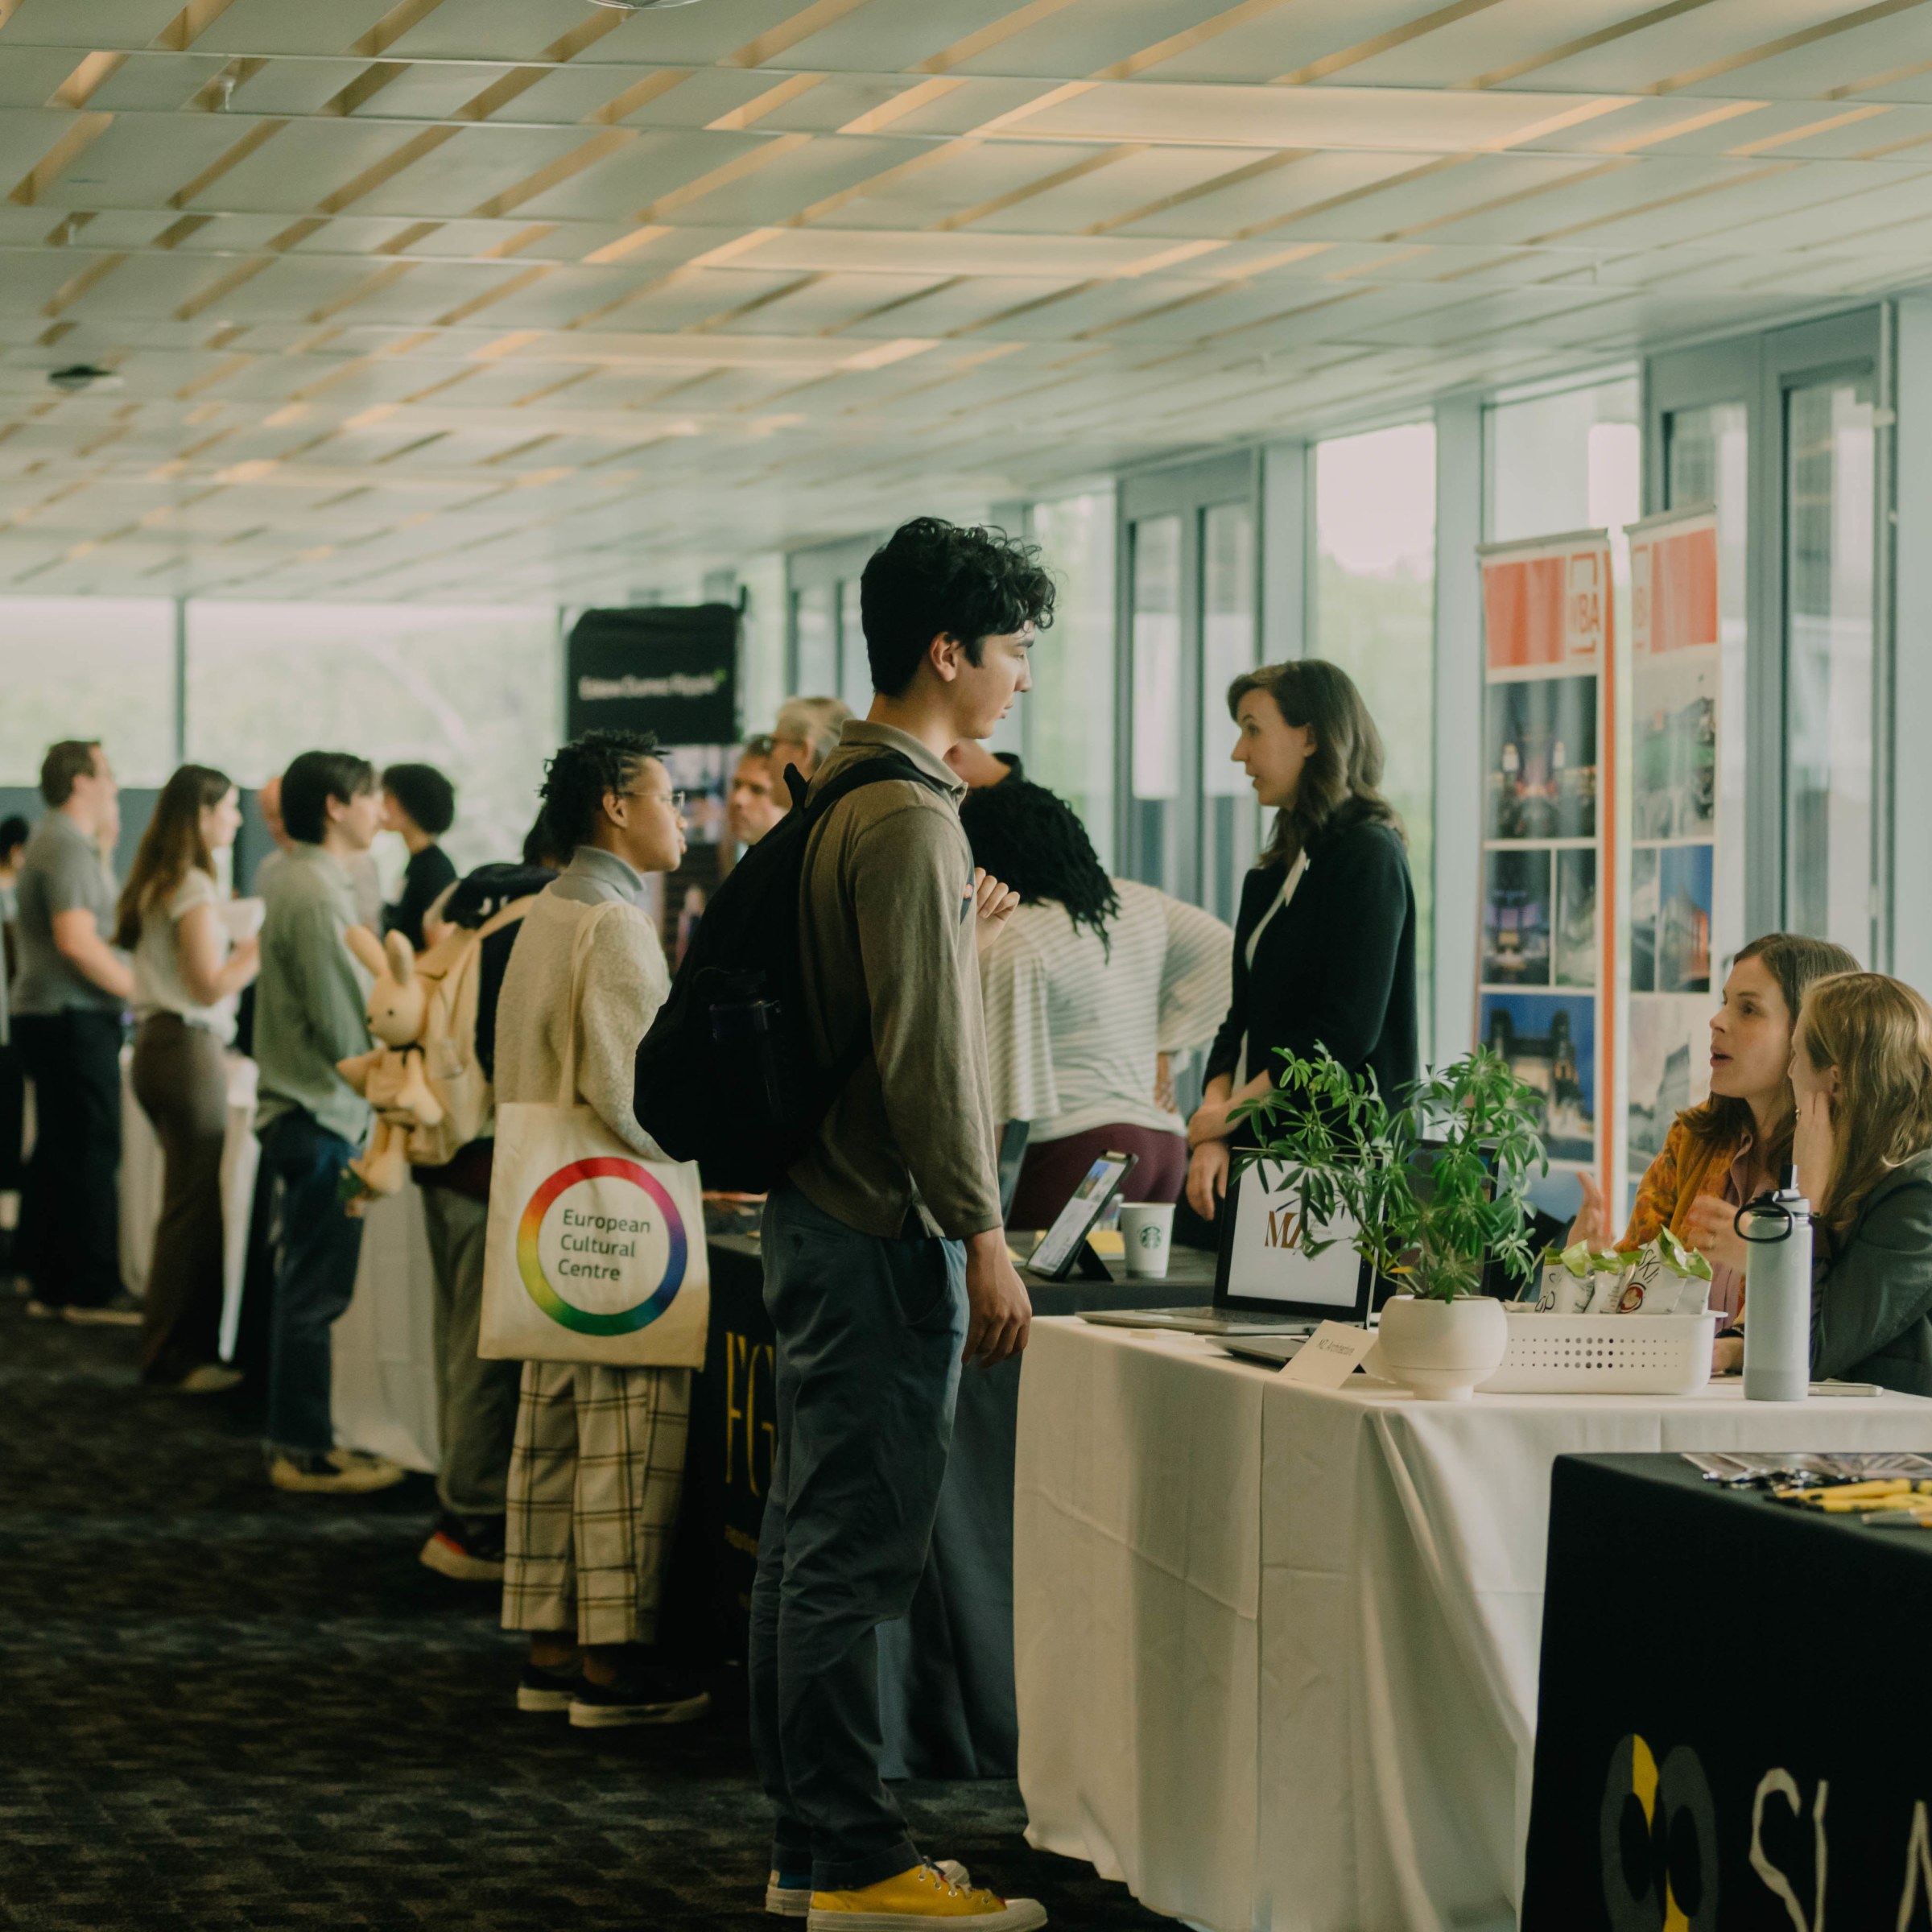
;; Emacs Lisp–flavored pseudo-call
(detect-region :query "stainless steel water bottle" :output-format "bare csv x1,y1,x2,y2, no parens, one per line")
1739,1168,1813,1402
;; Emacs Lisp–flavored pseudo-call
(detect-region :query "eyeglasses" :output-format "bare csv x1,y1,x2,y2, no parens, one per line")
619,789,687,811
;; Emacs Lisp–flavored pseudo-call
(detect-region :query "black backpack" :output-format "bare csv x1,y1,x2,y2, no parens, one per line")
633,750,952,1192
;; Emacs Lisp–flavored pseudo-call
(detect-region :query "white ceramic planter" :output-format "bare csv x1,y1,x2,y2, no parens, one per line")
1376,1294,1509,1402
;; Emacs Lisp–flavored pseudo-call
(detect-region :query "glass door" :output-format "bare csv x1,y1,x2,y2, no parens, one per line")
1118,450,1260,916
1199,500,1258,920
1783,375,1877,958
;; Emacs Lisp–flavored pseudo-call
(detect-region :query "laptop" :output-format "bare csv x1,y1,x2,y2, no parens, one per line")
1082,1161,1373,1336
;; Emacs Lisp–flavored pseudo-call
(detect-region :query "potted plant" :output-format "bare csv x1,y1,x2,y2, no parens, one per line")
1235,1045,1548,1401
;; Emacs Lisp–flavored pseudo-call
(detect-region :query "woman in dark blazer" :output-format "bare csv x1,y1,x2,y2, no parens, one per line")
1186,658,1418,1222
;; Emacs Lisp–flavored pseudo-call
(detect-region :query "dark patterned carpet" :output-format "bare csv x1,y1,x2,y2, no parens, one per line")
0,1299,1169,1931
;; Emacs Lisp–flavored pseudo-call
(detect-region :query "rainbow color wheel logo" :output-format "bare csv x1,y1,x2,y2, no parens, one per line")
516,1157,687,1334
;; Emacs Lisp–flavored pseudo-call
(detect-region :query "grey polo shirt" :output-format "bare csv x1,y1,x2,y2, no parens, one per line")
10,811,125,1018
253,843,374,1146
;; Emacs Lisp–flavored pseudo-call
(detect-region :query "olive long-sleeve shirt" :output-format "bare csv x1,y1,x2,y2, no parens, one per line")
787,721,1002,1242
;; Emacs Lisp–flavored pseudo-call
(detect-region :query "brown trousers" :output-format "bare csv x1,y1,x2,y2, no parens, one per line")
130,1013,230,1385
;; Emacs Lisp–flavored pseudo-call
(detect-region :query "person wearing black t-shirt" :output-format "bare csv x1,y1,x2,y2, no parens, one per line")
380,762,458,951
1186,658,1418,1224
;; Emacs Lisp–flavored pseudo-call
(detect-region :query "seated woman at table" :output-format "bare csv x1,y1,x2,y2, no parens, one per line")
1785,972,1932,1395
963,778,1230,1228
1185,659,1416,1224
1569,933,1857,1323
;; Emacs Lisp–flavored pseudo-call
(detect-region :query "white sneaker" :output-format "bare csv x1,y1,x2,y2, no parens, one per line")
768,1862,968,1918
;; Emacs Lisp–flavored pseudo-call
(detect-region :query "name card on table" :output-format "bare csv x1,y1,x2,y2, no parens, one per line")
1280,1321,1380,1389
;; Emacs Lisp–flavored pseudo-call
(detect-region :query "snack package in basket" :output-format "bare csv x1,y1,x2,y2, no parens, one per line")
1537,1241,1596,1312
1590,1247,1645,1313
1638,1228,1715,1316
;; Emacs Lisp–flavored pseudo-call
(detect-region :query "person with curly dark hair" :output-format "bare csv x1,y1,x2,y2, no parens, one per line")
749,517,1051,1930
381,762,458,951
963,780,1230,1229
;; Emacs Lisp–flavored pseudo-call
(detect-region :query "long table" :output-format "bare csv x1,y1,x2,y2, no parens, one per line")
1013,1318,1932,1932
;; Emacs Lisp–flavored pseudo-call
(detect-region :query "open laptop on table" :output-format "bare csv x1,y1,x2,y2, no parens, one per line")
1080,1160,1372,1337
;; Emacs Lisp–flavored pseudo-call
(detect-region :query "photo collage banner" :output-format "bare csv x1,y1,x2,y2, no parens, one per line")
1625,508,1732,1181
1476,532,1619,1190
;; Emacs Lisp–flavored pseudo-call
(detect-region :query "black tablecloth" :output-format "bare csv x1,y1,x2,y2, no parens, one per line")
664,1232,1216,1777
1522,1452,1932,1930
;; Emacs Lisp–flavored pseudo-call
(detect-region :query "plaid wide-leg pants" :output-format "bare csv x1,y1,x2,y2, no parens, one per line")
500,1361,691,1646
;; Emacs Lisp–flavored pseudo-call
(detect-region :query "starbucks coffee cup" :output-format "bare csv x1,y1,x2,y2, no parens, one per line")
1120,1203,1175,1279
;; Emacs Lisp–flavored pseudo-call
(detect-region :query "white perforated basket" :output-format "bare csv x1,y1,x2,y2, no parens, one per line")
1480,1311,1719,1395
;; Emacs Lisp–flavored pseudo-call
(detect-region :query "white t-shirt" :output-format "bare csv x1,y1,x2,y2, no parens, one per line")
134,869,237,1042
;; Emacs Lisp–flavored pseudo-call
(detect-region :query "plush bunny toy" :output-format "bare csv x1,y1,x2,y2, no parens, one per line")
336,926,445,1202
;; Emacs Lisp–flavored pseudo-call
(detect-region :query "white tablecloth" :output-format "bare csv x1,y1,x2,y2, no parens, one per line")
1013,1318,1932,1932
121,1049,440,1472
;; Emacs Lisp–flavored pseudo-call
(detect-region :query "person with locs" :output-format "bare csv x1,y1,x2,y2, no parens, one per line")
12,740,137,1324
253,751,401,1496
750,518,1051,1932
496,733,708,1729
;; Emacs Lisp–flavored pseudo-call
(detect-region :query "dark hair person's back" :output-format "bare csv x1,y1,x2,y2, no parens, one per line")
960,779,1118,951
381,762,456,838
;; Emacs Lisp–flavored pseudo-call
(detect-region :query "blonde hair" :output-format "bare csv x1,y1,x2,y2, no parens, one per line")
1797,972,1932,1236
1226,658,1401,868
772,696,851,773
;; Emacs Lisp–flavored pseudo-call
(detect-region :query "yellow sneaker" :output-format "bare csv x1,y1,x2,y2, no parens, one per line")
807,1861,1046,1930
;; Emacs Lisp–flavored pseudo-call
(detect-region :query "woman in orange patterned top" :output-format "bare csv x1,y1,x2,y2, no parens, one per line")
1569,932,1859,1323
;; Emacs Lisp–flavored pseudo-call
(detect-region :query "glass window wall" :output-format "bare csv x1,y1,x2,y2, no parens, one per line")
0,598,176,786
1784,377,1876,958
1199,500,1259,922
185,601,559,877
1314,422,1437,1061
1128,515,1186,897
791,584,836,694
1025,489,1117,869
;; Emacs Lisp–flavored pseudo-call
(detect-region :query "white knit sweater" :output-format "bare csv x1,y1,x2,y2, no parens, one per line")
492,875,667,1160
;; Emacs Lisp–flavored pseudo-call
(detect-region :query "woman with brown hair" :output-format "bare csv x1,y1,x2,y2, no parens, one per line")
1186,659,1417,1221
115,765,260,1389
1788,972,1932,1394
1571,932,1860,1321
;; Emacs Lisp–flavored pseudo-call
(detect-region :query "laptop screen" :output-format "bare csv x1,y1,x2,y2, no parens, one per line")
1213,1162,1372,1321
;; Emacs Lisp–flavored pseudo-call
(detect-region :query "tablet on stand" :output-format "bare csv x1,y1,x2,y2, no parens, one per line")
1026,1150,1139,1282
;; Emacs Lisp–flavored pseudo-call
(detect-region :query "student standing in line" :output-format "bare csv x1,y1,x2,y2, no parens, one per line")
253,751,400,1496
727,734,786,849
11,740,137,1324
381,762,459,952
766,695,851,803
117,766,261,1391
412,818,566,1585
496,732,708,1727
1187,661,1418,1226
963,778,1230,1227
750,518,1048,1932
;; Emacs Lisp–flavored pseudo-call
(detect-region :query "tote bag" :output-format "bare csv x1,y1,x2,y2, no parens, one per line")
480,902,709,1368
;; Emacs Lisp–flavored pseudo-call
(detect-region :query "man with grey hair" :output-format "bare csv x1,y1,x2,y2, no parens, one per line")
767,696,851,804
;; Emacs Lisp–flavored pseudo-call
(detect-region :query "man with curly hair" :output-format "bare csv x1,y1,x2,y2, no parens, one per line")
751,518,1055,1930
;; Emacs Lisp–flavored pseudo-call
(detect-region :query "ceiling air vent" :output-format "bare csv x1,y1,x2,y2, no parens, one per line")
47,364,123,394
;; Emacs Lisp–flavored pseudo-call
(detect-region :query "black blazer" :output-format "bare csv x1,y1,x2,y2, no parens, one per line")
1204,812,1418,1108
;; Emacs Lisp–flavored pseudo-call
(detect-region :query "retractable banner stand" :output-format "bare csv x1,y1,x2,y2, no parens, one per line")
1476,530,1619,1196
565,604,739,970
1624,506,1733,1185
